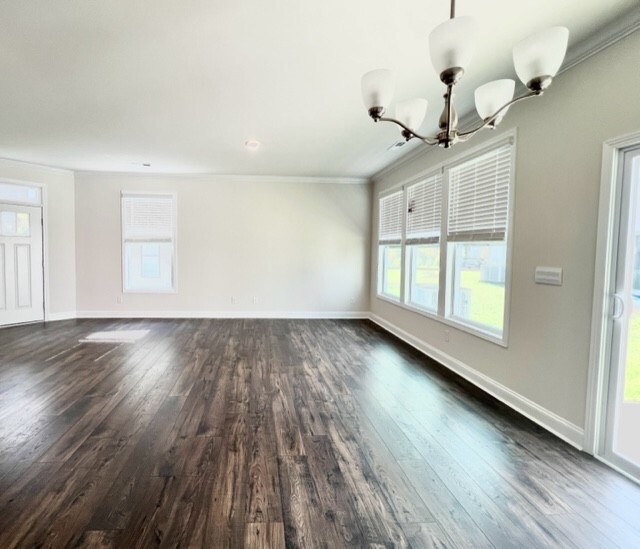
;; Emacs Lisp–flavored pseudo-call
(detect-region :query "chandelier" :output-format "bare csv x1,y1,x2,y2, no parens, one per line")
361,0,569,148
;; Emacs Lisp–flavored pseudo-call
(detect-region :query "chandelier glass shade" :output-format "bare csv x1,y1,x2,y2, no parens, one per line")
361,0,569,149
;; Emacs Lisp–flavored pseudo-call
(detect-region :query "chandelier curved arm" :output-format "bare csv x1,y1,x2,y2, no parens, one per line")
377,115,439,146
458,90,540,138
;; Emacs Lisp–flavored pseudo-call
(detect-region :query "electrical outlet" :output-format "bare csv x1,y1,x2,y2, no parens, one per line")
253,296,258,304
116,295,123,304
231,296,236,305
444,329,450,342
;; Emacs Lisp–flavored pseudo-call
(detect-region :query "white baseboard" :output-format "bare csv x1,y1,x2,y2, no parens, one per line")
46,311,77,322
75,310,369,320
368,313,585,450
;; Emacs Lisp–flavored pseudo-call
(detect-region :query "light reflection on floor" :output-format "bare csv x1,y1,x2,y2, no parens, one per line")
79,330,149,344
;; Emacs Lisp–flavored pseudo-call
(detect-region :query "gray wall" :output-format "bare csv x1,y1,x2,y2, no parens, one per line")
370,31,640,442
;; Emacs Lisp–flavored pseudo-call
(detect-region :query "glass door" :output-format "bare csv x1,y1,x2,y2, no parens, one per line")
604,146,640,480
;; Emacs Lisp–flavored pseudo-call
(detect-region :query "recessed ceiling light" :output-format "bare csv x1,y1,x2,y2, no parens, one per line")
245,139,260,151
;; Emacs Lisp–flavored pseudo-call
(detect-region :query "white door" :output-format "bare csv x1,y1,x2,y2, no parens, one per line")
0,204,44,326
604,145,640,481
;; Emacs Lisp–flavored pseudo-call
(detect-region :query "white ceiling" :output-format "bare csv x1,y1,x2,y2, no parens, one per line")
0,0,636,178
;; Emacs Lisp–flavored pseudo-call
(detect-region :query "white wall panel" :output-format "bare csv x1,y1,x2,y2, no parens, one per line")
14,244,31,308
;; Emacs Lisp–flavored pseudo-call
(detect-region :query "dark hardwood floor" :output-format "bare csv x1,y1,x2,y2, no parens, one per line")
1,318,639,548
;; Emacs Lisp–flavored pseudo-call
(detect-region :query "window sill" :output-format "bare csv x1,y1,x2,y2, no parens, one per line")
375,294,508,348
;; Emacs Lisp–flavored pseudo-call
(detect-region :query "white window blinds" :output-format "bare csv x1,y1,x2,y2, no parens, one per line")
447,141,512,241
379,191,403,243
122,193,175,241
406,172,442,244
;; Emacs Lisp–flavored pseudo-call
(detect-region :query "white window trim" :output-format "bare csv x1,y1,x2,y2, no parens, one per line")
375,129,517,347
121,191,178,294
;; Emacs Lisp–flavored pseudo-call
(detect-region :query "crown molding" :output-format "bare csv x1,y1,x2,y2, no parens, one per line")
559,5,640,75
75,170,370,186
372,7,640,183
0,156,75,176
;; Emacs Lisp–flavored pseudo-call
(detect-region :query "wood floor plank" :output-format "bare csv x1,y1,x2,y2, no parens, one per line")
0,318,639,548
63,411,152,472
290,369,327,436
0,461,89,547
402,522,455,549
357,357,574,518
110,475,171,548
246,412,283,523
545,511,624,549
278,453,345,549
116,468,216,547
271,372,306,456
38,395,115,462
153,434,219,477
360,373,577,547
0,399,91,490
194,359,232,437
74,530,118,548
397,458,495,549
86,395,186,531
244,522,286,549
303,435,365,546
325,415,411,547
0,461,68,535
346,410,435,525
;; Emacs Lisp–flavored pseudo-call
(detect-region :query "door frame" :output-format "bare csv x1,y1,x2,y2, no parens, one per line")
586,130,640,481
0,177,48,323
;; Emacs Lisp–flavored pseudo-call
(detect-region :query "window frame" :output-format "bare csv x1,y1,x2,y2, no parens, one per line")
375,130,516,346
121,191,178,294
0,181,43,206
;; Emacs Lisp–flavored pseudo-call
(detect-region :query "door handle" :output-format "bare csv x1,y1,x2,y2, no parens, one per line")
612,294,624,320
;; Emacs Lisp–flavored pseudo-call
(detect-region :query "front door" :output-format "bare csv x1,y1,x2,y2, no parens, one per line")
0,203,44,326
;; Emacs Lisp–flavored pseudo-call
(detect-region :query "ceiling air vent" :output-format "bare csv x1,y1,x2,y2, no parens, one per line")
386,140,406,151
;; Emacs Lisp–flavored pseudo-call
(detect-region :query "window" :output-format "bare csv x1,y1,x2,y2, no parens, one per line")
0,182,41,205
447,143,511,334
378,190,403,300
406,172,442,313
121,192,176,293
0,211,31,236
376,135,514,343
